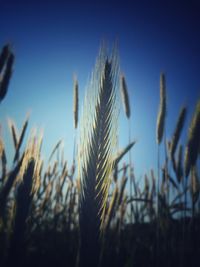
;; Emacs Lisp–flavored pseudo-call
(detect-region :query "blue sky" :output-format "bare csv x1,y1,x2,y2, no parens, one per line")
0,0,199,178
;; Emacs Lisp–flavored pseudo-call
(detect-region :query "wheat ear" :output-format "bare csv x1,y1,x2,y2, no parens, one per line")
184,100,200,177
170,106,187,159
156,72,166,144
78,48,119,267
73,76,79,129
120,74,130,119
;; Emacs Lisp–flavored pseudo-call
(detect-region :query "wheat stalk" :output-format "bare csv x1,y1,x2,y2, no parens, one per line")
176,144,184,184
0,51,14,103
73,76,79,129
0,138,7,183
170,106,187,159
190,166,200,205
105,185,119,232
156,73,167,255
0,154,24,219
117,175,128,207
0,44,10,73
8,118,19,151
156,72,167,144
120,74,130,119
48,140,62,162
9,158,35,263
78,47,119,267
13,115,29,163
185,99,200,177
113,141,136,168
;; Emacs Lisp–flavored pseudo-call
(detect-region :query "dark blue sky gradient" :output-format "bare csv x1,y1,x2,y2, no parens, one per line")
0,0,199,176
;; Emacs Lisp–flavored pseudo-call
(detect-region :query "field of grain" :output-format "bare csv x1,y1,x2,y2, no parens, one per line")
0,43,200,267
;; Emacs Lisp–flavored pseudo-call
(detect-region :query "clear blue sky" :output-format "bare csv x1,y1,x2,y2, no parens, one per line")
0,0,199,178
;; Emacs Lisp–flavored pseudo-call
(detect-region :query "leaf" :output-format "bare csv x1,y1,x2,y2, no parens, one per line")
127,197,153,204
113,141,136,167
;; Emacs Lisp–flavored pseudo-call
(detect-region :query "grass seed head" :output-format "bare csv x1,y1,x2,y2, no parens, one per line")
73,76,79,129
185,100,200,177
170,106,187,159
156,72,167,144
120,74,131,119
